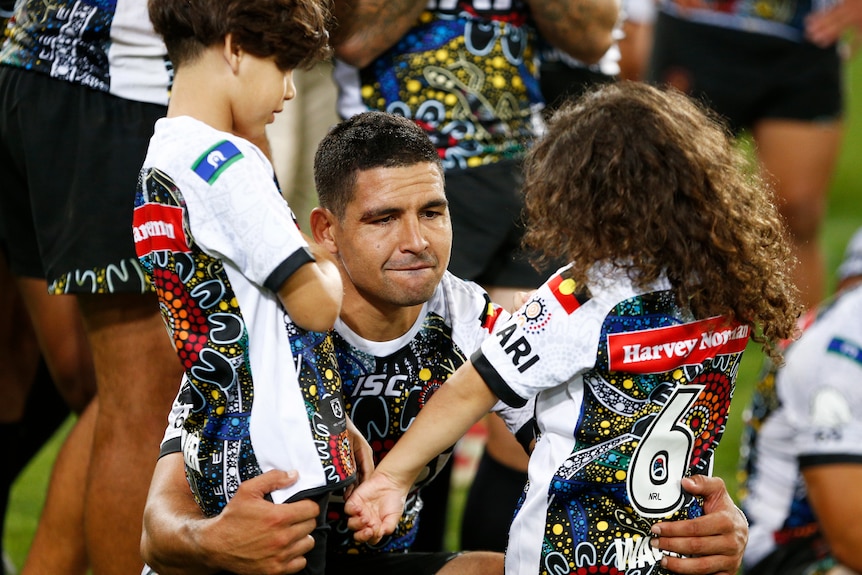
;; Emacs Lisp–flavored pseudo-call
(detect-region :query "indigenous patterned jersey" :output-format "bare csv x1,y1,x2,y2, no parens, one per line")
473,263,748,575
162,272,516,553
739,284,862,570
0,0,171,105
326,272,508,553
658,0,838,41
135,116,354,514
334,0,543,170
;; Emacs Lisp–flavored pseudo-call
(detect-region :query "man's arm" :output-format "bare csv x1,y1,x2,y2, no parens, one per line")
141,454,319,575
332,0,428,69
649,475,748,575
524,0,620,65
802,463,862,572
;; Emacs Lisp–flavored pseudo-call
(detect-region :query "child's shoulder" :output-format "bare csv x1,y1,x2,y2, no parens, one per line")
147,117,268,185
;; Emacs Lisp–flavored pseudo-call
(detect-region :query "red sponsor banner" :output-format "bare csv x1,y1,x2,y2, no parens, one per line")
132,204,189,255
608,316,749,374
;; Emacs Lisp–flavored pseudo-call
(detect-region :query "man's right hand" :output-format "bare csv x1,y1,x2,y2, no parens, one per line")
141,454,319,575
199,471,320,574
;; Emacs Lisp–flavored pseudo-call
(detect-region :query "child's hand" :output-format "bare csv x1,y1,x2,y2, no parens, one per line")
344,470,409,543
513,290,537,309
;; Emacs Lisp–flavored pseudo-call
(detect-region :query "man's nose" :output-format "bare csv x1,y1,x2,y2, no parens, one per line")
400,217,430,252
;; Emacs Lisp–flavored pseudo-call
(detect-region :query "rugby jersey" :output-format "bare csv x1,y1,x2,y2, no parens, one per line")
658,0,838,41
334,0,543,170
326,271,512,553
135,116,354,513
474,263,748,575
740,284,862,569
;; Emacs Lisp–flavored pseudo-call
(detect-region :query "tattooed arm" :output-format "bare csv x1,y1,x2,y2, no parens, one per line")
332,0,429,69
525,0,620,64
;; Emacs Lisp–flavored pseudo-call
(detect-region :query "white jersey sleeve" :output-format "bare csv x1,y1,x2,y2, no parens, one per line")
474,264,609,406
779,287,862,463
144,117,313,293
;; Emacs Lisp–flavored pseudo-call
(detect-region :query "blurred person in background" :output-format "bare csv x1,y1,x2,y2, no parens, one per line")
648,0,856,310
0,1,178,573
739,226,862,575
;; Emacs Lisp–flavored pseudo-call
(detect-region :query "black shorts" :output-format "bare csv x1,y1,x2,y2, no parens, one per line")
446,160,562,289
325,550,460,575
0,65,166,294
648,12,844,133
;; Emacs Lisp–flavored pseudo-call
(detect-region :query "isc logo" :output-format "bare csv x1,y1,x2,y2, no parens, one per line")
351,374,409,397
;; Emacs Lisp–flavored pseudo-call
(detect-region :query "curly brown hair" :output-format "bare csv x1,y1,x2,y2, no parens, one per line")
523,81,801,360
149,0,332,71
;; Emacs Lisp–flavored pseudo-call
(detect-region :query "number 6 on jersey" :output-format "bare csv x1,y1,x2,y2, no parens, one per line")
627,385,704,517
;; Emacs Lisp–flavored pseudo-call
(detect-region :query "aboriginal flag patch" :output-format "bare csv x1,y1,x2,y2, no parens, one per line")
480,296,504,332
192,140,243,184
548,271,591,314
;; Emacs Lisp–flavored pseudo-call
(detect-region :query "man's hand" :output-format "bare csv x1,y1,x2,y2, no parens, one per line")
197,471,320,574
649,475,748,575
343,469,409,544
141,454,320,575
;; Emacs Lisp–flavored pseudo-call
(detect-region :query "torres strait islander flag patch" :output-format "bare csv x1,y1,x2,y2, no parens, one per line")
193,140,244,184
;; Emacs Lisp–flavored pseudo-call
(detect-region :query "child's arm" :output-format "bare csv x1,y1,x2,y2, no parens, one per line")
276,240,343,333
344,360,499,542
344,416,375,498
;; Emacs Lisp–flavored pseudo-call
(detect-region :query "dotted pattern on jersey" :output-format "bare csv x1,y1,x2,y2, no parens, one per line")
327,313,467,553
538,291,741,574
358,8,541,169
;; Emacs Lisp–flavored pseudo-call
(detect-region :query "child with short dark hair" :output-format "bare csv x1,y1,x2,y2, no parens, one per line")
134,2,352,573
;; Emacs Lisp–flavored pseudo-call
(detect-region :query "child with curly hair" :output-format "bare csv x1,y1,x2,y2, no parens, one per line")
345,81,801,575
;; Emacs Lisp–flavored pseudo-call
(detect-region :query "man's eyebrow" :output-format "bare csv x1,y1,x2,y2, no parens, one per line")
359,198,448,221
359,206,401,222
421,198,449,210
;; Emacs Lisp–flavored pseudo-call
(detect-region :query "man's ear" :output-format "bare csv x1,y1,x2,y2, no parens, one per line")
309,207,338,253
223,33,242,74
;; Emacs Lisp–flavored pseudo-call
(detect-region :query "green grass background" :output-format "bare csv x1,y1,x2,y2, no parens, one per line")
6,59,862,570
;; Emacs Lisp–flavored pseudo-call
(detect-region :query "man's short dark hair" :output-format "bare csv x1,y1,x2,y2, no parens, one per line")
314,111,444,219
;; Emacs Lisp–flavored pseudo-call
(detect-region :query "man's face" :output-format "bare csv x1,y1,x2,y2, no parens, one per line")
326,163,451,311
